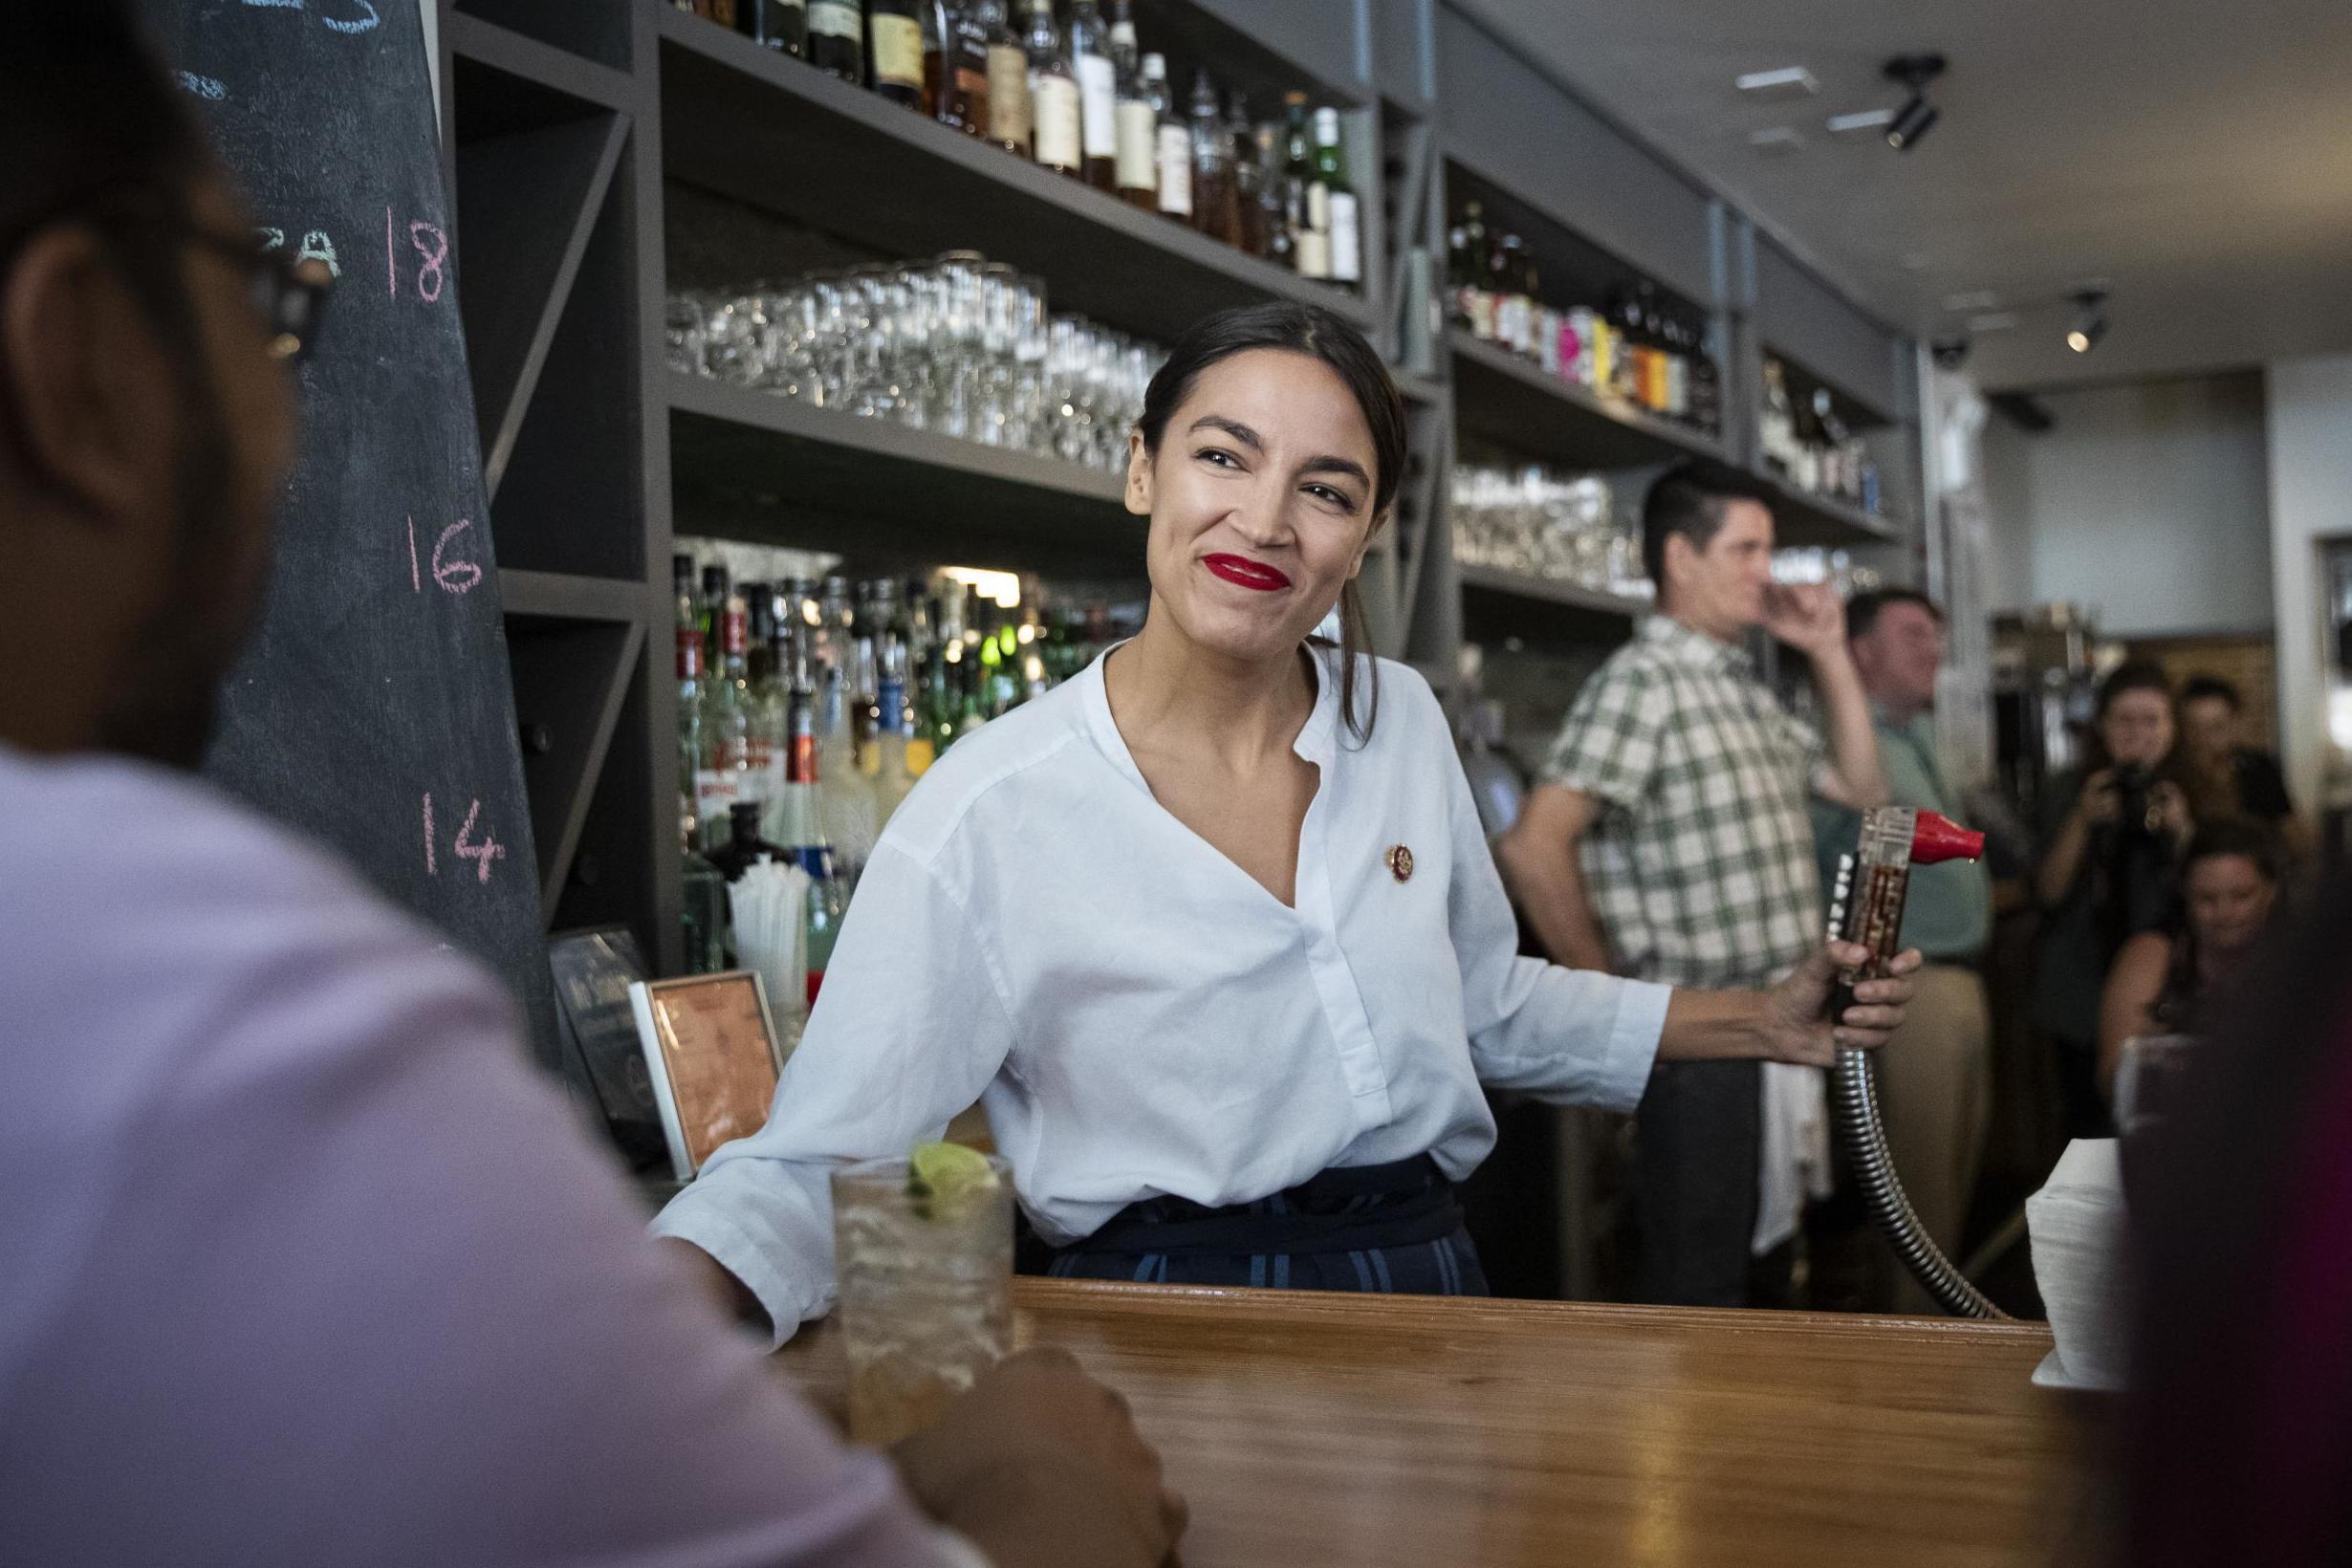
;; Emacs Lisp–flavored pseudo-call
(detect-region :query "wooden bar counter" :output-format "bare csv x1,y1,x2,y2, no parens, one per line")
776,1278,2108,1567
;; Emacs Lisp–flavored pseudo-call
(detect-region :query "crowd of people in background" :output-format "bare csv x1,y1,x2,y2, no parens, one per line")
1495,458,2309,1316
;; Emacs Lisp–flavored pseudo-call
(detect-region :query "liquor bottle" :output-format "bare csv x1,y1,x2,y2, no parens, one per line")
1148,54,1191,223
1025,0,1082,179
925,0,991,133
1285,94,1329,280
1314,106,1361,289
1688,329,1722,435
924,649,959,758
1067,0,1116,192
974,0,1030,153
868,0,925,107
674,560,707,853
1760,359,1797,478
707,800,792,884
742,583,789,825
739,0,806,54
1256,123,1294,270
955,654,991,738
695,593,754,852
807,0,864,84
1111,7,1157,209
689,0,741,24
1229,93,1265,256
698,563,729,678
816,657,876,887
1188,70,1235,244
1455,201,1490,336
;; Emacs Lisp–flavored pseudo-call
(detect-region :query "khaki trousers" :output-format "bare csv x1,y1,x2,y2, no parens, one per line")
1871,963,1993,1314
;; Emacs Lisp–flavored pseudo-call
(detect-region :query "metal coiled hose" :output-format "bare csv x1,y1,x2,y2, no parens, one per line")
1832,1045,2011,1320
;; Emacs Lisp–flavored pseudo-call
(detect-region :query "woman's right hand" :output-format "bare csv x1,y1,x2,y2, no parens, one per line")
893,1348,1188,1568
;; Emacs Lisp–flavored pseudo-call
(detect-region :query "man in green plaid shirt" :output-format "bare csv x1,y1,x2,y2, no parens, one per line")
1498,462,1887,1307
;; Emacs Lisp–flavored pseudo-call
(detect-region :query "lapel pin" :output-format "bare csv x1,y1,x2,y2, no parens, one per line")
1386,844,1414,882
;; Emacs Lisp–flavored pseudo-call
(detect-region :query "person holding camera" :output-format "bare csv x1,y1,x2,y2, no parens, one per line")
2034,662,2194,1138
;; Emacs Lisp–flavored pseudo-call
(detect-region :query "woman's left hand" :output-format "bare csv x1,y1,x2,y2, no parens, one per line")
1757,943,1923,1066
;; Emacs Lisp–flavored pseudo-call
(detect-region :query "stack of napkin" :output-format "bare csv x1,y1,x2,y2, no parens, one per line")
2027,1138,2130,1390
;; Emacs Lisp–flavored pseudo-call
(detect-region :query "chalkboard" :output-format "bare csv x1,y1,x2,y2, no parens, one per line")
140,0,560,1068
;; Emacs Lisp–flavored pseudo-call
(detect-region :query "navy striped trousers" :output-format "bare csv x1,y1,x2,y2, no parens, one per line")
1021,1154,1491,1296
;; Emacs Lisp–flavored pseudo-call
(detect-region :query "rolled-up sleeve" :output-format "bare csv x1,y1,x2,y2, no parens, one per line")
1445,759,1666,1112
653,840,1016,1346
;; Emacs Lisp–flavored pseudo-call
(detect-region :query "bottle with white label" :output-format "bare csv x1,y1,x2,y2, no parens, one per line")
978,0,1030,155
868,0,925,108
1283,93,1329,280
807,0,864,84
1024,0,1081,178
1110,3,1156,208
1067,0,1117,192
1315,106,1361,289
1149,53,1191,222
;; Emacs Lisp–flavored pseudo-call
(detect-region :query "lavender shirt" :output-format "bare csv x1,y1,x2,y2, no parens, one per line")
0,746,977,1566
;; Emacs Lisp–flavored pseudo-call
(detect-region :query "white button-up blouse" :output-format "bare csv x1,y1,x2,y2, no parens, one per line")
653,647,1670,1342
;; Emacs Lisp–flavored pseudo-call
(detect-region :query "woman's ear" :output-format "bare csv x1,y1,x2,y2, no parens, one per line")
1123,428,1154,518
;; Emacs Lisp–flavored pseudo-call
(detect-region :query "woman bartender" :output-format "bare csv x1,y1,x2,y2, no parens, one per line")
656,303,1916,1339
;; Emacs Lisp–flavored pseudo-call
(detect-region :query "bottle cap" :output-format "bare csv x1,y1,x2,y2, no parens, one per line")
1909,810,1984,865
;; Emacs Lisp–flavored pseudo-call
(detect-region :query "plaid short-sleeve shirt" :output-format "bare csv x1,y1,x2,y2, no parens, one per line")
1542,615,1823,991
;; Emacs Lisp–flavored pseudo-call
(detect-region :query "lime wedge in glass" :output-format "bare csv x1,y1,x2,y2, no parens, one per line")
907,1141,1000,1219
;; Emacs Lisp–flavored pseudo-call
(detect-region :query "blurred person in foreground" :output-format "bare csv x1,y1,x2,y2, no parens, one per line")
0,9,1180,1566
2098,820,2283,1096
2128,872,2352,1565
1811,589,1993,1313
1497,461,1890,1308
2034,662,2193,1140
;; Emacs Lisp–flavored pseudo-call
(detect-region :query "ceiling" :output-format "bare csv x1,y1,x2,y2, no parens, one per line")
1452,0,2352,392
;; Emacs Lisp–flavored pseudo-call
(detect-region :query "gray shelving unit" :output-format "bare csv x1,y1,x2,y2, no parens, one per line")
437,0,1927,977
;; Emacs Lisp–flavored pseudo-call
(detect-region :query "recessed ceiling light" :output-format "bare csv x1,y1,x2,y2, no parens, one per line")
1736,67,1819,98
1749,126,1806,154
1827,108,1897,136
1902,251,1934,272
1968,312,2020,333
1943,290,2001,313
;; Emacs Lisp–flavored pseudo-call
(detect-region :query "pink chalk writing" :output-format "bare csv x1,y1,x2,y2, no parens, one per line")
424,793,507,884
383,212,449,303
454,799,507,884
410,223,447,304
431,520,481,595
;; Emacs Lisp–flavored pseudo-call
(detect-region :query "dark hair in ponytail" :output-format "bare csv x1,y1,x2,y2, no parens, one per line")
1134,301,1406,745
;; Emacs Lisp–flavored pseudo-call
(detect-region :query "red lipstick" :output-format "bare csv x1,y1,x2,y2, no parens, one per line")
1203,554,1291,592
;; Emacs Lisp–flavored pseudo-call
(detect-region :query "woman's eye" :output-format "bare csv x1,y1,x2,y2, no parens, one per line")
1303,485,1355,511
1196,447,1240,468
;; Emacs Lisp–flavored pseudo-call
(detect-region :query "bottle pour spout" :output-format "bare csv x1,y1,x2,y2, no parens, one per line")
1910,810,1984,865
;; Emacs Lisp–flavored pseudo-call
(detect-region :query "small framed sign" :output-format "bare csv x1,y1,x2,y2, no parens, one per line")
628,971,785,1183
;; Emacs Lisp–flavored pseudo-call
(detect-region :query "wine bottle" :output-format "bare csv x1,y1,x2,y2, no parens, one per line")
807,0,864,84
868,0,925,108
1025,0,1082,178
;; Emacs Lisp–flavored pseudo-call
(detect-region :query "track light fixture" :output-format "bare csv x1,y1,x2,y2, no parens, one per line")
1883,54,1947,152
2065,289,2109,354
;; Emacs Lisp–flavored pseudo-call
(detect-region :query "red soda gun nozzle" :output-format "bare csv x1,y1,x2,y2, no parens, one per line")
1911,811,1984,865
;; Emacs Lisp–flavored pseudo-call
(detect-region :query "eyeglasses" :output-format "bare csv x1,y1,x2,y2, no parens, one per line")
174,225,337,363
